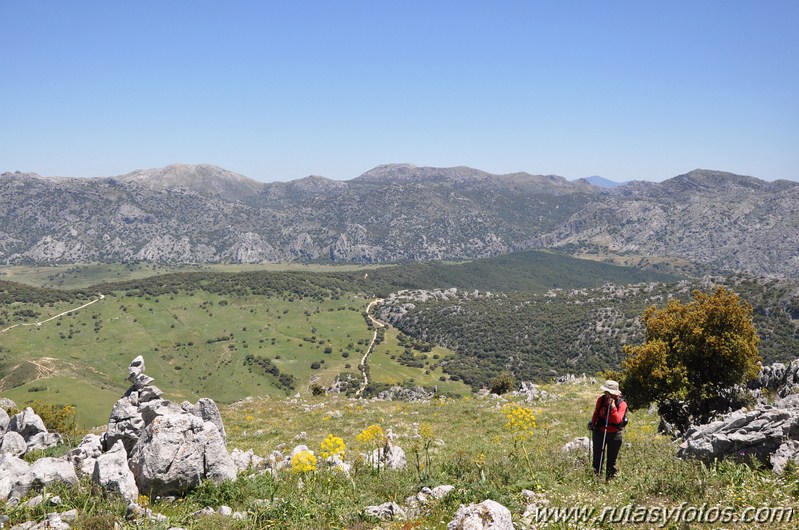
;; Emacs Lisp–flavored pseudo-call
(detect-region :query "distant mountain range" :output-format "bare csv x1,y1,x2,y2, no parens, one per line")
2,163,798,277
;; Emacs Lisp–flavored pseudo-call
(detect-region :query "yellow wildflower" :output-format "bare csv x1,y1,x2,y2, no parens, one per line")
320,434,346,459
291,450,317,474
501,403,537,442
356,424,385,446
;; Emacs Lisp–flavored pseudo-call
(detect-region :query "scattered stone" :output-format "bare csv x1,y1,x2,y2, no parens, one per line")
561,437,590,453
447,499,513,530
431,485,455,500
25,432,62,453
376,386,436,402
23,494,45,508
514,381,553,402
191,506,216,518
10,456,79,501
230,448,266,474
368,443,406,470
770,440,799,474
365,502,406,521
1,431,27,457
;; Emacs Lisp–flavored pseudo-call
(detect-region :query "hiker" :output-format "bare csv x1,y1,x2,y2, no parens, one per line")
588,379,627,480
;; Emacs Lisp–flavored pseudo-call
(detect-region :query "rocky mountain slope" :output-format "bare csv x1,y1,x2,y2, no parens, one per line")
1,164,797,277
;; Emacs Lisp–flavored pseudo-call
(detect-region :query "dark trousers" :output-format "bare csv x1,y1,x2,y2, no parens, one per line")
592,429,622,479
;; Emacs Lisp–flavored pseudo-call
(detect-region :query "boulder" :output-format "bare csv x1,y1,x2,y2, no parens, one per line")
10,456,79,500
771,440,799,474
8,407,47,440
0,406,9,433
195,398,227,443
0,397,17,411
93,440,139,502
230,448,266,474
369,443,406,470
26,432,62,452
1,431,27,457
0,453,30,501
128,413,236,497
561,437,590,453
447,499,514,530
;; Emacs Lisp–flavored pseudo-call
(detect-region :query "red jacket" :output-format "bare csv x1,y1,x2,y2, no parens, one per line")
591,395,627,433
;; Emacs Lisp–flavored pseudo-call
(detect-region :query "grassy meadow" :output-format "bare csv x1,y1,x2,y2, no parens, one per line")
0,287,468,428
4,381,799,529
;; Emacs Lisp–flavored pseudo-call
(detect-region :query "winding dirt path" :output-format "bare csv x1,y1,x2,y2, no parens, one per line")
0,293,105,334
355,298,385,397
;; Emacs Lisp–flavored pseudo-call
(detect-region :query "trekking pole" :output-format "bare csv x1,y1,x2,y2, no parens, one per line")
597,398,611,478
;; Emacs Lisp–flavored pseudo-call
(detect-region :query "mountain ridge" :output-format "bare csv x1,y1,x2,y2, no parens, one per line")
2,163,797,277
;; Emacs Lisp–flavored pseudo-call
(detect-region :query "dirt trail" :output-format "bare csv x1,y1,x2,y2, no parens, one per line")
0,293,105,333
355,298,385,397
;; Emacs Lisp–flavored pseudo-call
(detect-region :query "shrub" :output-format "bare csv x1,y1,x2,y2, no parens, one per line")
489,371,516,395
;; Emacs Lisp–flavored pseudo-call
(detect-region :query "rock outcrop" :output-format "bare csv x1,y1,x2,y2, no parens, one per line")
93,440,139,502
1,355,237,504
0,407,61,457
677,394,799,470
104,356,236,497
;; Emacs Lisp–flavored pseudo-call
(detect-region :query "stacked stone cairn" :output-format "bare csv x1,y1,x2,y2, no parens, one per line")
1,355,236,506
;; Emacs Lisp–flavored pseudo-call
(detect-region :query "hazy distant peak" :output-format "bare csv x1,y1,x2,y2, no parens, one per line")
356,163,491,182
666,169,768,191
116,163,264,201
1,171,45,180
583,176,624,188
287,174,346,191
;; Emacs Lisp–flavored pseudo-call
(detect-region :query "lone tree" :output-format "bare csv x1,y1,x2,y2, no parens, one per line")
621,286,760,431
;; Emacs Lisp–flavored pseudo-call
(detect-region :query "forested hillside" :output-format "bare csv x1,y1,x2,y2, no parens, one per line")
378,275,799,389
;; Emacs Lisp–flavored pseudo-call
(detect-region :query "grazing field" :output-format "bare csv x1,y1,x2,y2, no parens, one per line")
0,289,468,428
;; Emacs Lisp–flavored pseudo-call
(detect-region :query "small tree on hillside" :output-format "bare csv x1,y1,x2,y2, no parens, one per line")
489,371,516,395
621,287,760,431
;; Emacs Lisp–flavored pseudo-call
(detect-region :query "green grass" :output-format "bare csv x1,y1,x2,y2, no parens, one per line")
0,289,468,429
0,262,387,289
3,382,798,528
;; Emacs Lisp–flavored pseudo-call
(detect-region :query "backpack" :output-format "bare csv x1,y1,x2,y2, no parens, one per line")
611,398,629,429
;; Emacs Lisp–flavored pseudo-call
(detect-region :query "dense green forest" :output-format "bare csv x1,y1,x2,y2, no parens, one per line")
381,275,799,389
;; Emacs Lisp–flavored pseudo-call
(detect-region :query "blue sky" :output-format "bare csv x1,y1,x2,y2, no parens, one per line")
1,1,797,182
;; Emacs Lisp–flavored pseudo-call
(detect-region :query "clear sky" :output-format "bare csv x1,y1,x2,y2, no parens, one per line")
1,1,797,182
